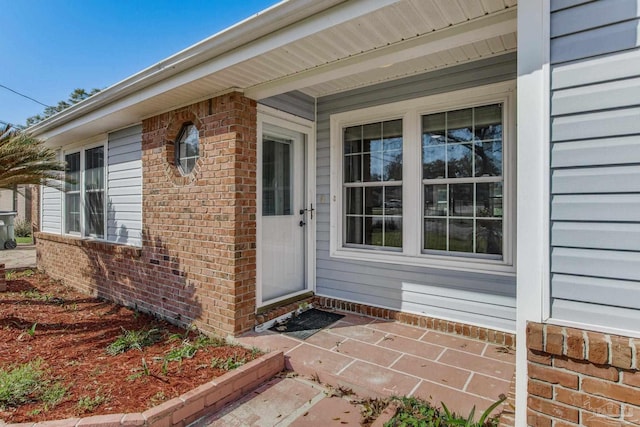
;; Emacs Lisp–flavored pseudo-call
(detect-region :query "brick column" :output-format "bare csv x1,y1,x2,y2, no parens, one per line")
30,185,40,237
0,263,5,291
142,92,257,336
526,322,640,426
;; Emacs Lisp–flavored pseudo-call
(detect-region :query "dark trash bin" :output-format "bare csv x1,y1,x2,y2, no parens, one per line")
0,211,17,250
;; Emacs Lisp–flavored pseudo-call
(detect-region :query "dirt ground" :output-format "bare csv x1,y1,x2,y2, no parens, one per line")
0,271,260,423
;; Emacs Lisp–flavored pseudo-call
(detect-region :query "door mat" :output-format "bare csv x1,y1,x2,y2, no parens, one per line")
270,308,345,340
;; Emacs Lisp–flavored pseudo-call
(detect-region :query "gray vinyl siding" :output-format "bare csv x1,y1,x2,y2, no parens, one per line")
107,125,142,246
259,91,315,121
315,54,517,332
550,0,640,330
41,185,62,234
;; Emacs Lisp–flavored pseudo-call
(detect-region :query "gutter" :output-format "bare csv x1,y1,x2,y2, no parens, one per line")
29,0,346,137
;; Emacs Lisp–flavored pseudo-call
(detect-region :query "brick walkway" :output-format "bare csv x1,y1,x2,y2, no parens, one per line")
195,310,516,425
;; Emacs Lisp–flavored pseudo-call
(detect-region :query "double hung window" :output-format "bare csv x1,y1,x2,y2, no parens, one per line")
422,104,503,257
343,119,403,249
64,145,105,238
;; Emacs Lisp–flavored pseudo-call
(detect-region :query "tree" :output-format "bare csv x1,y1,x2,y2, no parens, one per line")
26,88,100,127
0,124,67,190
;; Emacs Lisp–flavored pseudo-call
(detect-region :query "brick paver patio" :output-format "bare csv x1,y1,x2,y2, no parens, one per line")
195,310,516,425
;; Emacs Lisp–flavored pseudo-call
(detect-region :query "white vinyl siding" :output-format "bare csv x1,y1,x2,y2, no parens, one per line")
39,126,142,247
41,185,62,234
550,0,640,332
107,125,142,246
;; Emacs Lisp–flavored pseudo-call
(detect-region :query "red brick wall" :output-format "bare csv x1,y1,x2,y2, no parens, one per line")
315,295,515,346
36,92,257,336
0,263,5,291
31,185,40,236
527,322,640,426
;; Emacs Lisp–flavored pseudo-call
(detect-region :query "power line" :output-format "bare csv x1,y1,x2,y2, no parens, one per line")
0,84,51,108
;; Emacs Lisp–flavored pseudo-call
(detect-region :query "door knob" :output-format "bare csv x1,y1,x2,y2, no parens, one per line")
299,220,306,227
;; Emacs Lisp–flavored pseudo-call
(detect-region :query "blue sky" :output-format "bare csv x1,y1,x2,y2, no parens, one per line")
0,0,278,127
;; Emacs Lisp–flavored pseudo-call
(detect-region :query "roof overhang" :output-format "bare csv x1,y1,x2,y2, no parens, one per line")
31,0,517,146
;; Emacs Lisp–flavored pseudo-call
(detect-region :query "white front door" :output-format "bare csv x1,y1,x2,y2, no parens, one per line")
260,122,308,304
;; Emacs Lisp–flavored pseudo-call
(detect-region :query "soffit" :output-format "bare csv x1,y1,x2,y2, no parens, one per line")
38,0,517,145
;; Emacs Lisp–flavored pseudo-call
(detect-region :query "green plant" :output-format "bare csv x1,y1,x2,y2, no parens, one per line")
385,396,442,427
21,289,53,301
0,360,44,409
40,382,68,409
359,397,390,425
384,395,506,427
18,322,37,340
163,334,222,363
250,346,262,357
27,322,37,336
127,358,151,381
76,391,108,413
441,394,506,427
150,391,167,405
210,355,246,370
14,218,32,237
106,328,162,355
0,359,67,411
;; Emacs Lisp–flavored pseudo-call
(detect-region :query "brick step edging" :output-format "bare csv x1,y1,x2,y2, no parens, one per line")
4,351,284,427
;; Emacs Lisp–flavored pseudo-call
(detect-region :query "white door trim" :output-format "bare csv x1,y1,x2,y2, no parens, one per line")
256,105,316,308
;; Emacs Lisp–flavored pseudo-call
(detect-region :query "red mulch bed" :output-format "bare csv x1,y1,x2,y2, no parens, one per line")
0,271,260,423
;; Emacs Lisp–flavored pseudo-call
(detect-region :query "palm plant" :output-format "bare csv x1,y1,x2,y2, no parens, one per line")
0,124,66,190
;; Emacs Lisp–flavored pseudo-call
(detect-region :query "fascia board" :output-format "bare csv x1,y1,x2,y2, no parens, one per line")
30,0,401,139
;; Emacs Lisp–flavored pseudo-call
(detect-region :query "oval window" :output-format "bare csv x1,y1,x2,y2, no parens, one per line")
176,123,199,174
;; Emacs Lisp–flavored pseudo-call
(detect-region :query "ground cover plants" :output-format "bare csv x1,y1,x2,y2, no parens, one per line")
0,270,262,423
383,394,506,427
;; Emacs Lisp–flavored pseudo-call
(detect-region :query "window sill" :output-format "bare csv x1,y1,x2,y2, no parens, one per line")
330,247,515,276
34,232,142,258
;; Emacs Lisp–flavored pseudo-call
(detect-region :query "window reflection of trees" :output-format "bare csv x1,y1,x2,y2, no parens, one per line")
421,104,504,256
343,120,403,249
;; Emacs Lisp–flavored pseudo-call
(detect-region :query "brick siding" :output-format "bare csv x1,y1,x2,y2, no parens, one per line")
314,296,515,346
0,263,5,292
36,92,257,337
527,322,640,426
31,185,39,236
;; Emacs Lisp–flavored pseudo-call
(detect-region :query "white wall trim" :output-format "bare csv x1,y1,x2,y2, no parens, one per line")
515,0,551,425
328,81,517,276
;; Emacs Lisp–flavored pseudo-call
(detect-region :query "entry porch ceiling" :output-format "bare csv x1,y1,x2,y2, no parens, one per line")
243,0,517,99
35,0,517,145
139,0,518,104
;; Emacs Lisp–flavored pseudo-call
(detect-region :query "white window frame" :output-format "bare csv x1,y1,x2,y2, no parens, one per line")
64,151,82,236
329,81,516,275
62,138,108,240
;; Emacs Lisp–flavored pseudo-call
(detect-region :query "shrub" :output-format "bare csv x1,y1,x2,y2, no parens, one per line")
14,218,32,237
